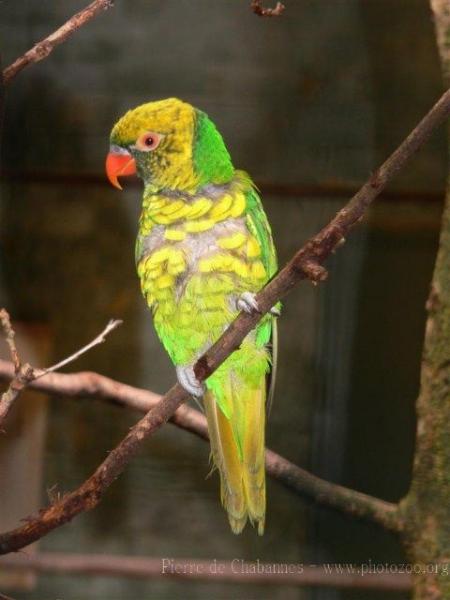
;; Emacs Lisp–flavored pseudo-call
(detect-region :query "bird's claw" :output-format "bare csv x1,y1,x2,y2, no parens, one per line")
237,291,280,317
176,364,205,398
237,291,260,314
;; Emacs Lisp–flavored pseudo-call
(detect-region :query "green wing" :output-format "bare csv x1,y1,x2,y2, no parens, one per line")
242,175,279,410
244,186,277,280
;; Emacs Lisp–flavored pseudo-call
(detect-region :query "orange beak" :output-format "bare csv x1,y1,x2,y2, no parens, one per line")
105,151,137,190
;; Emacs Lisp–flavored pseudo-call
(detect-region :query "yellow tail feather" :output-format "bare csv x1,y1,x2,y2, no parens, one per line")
204,377,266,535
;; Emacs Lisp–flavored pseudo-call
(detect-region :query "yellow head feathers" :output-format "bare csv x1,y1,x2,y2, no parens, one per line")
109,97,234,193
110,98,199,192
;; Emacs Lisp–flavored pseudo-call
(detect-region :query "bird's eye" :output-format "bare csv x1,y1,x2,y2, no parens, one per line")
135,131,163,152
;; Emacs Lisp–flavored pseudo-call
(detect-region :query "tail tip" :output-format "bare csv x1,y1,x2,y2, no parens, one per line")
228,514,265,536
257,519,265,536
229,515,246,535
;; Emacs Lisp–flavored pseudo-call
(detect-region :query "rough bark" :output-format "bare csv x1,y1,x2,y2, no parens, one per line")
398,3,450,598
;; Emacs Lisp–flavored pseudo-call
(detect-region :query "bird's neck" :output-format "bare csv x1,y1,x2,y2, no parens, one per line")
138,172,251,237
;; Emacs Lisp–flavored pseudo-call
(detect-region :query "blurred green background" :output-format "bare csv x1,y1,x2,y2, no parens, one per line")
0,1,446,599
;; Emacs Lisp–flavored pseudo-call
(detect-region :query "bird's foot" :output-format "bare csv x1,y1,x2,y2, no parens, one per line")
237,291,260,313
237,291,280,317
176,364,205,398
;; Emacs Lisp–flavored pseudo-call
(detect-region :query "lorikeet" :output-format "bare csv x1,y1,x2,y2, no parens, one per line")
106,98,278,535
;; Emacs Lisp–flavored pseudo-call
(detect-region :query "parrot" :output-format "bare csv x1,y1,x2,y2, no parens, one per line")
105,98,278,535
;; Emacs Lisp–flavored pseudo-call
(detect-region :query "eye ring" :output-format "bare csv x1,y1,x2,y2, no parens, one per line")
135,131,163,152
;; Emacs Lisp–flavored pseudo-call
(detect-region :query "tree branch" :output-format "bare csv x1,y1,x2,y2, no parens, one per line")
0,310,34,428
397,4,450,598
192,86,450,385
0,358,401,532
0,552,411,591
0,310,19,371
35,318,122,378
0,317,121,429
0,85,448,554
266,450,401,531
2,0,114,85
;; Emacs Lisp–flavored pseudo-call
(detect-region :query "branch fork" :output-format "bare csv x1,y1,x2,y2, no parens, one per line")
0,314,122,429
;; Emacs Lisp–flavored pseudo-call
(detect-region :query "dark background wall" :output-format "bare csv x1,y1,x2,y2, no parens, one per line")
0,1,446,599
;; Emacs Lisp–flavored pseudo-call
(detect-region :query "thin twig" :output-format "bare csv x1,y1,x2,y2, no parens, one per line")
2,0,114,85
35,319,122,378
0,364,34,429
251,0,285,17
0,317,121,429
0,311,34,428
0,552,411,591
1,84,447,554
0,310,20,372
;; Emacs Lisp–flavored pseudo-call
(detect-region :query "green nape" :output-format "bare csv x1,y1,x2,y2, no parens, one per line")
193,110,235,186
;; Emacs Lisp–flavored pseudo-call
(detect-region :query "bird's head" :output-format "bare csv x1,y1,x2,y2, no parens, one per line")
106,98,234,193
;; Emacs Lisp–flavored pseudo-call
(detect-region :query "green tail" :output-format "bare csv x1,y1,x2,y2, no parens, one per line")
204,373,266,535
